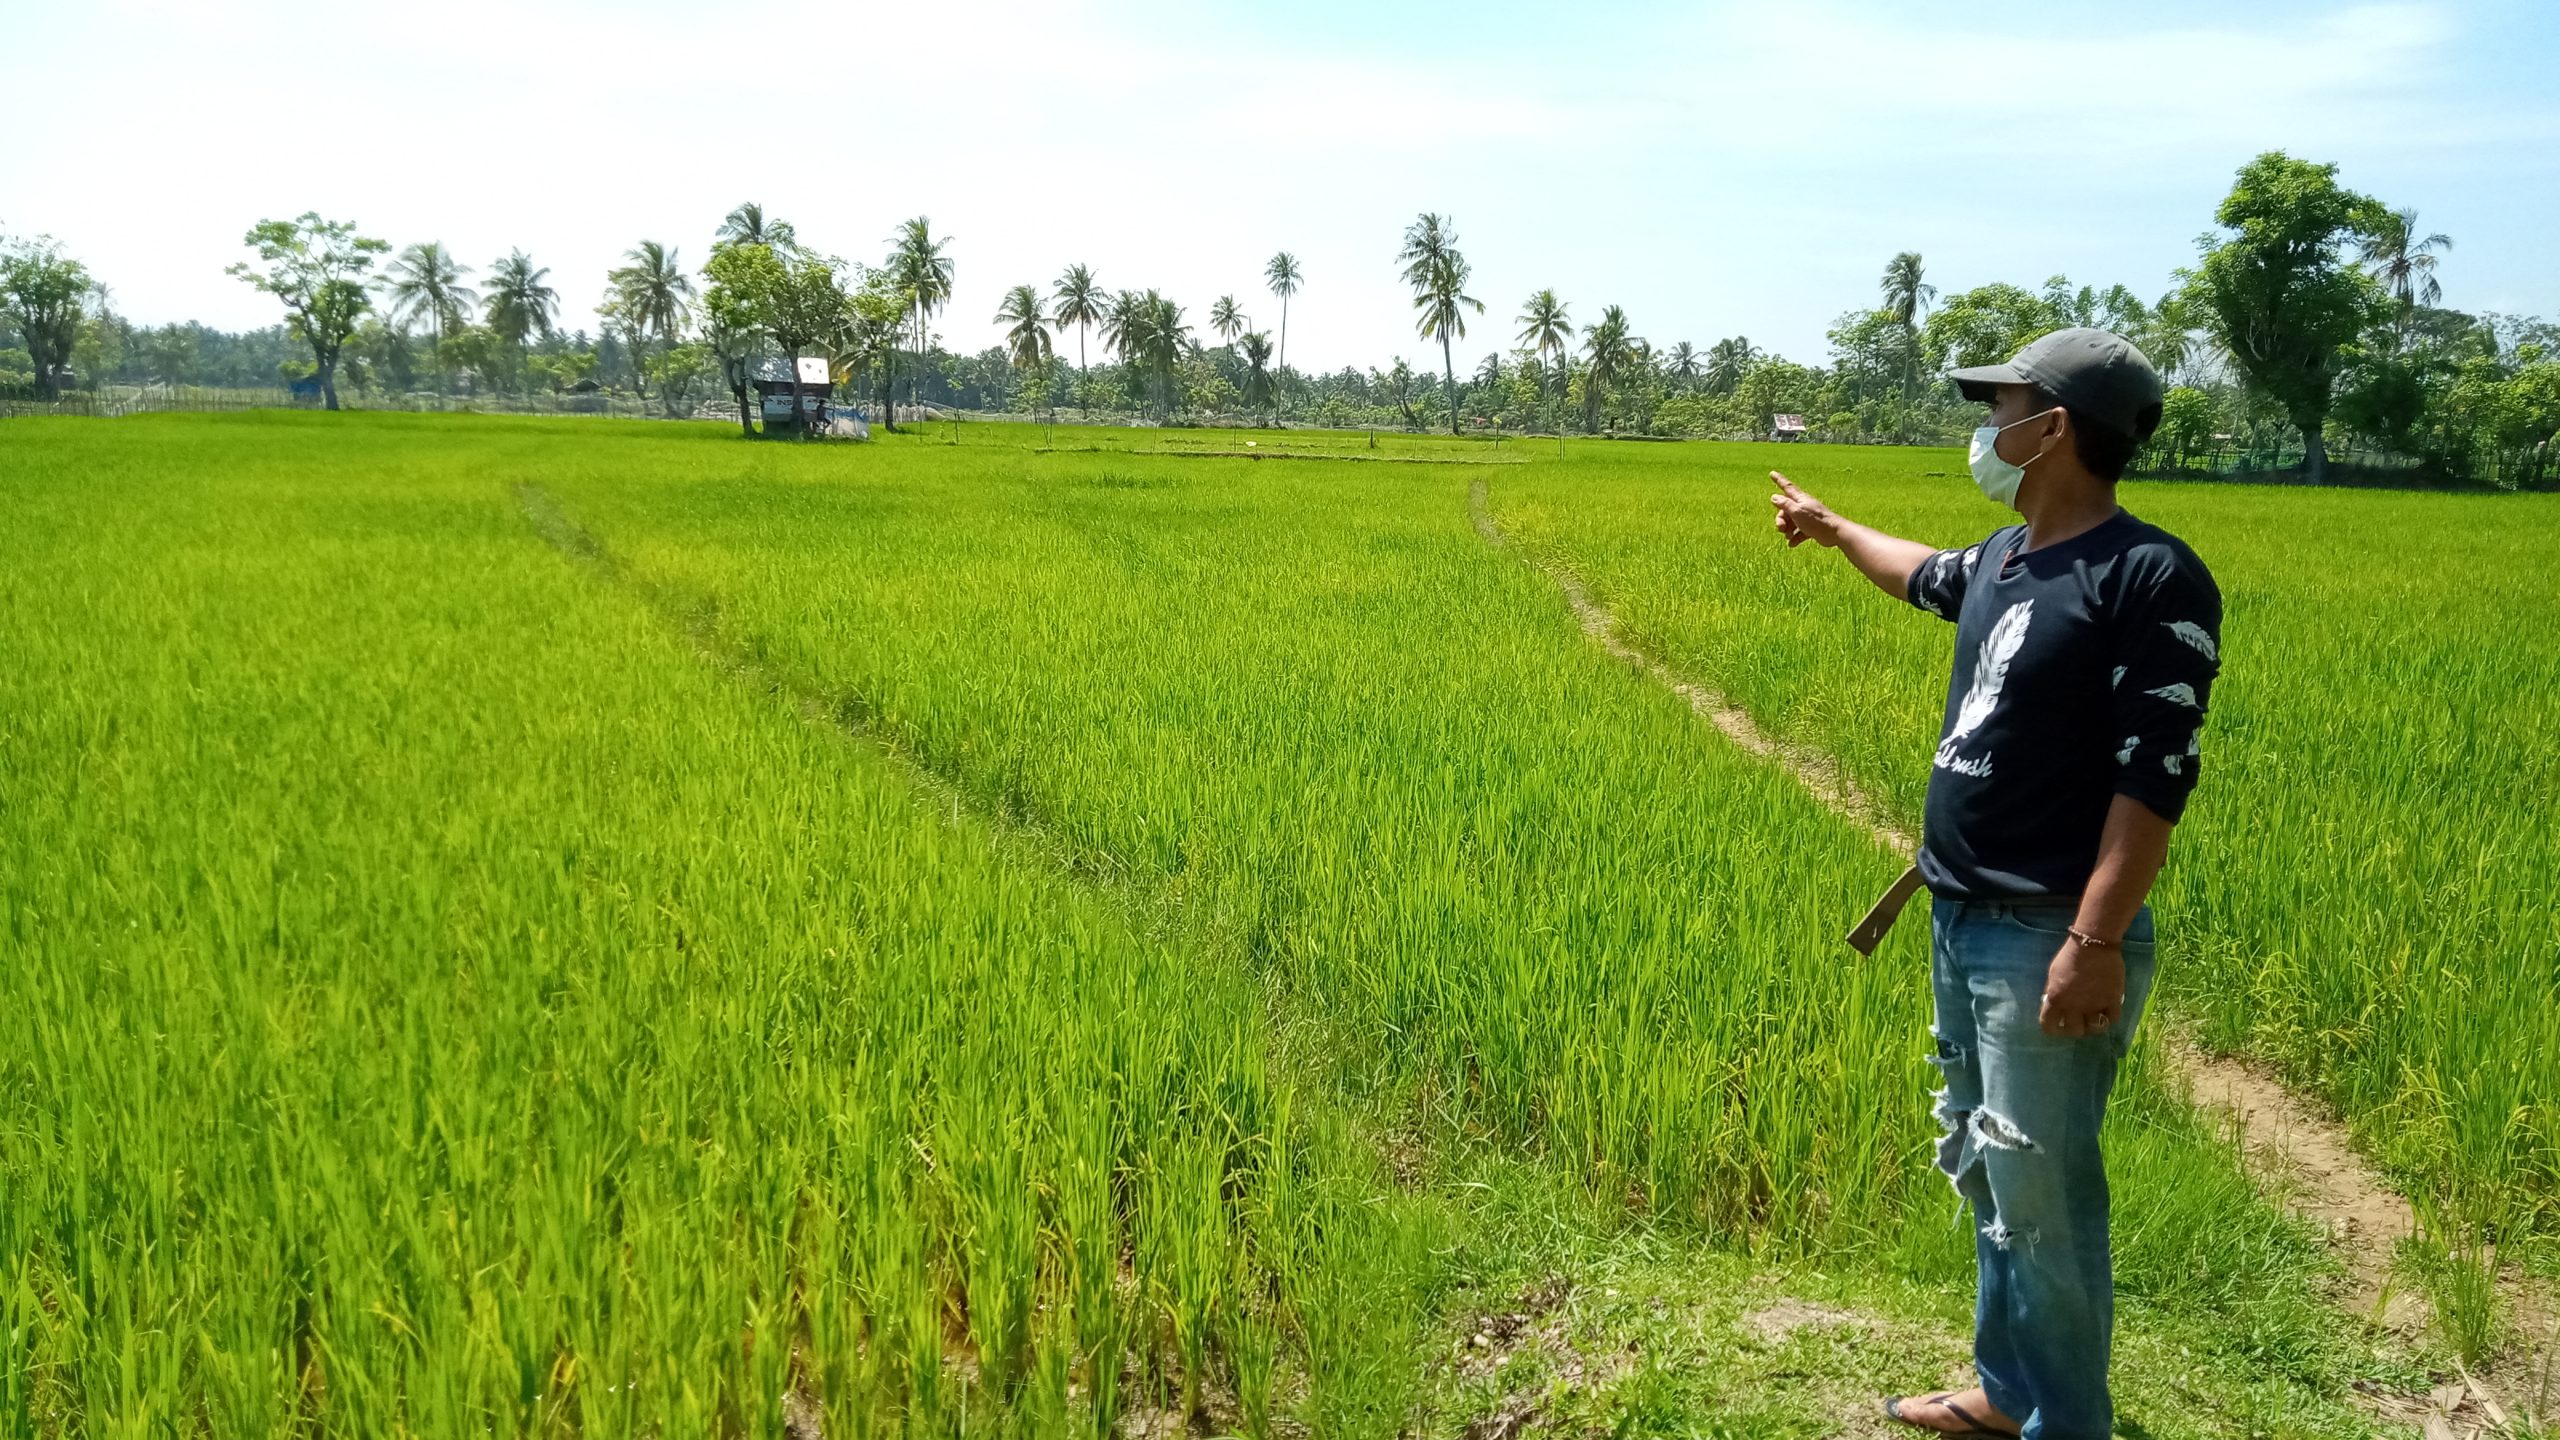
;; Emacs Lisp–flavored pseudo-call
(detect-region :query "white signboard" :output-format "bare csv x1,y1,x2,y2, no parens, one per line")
795,356,829,385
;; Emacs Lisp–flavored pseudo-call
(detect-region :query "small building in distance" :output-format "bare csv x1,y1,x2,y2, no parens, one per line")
752,357,835,432
1771,413,1809,442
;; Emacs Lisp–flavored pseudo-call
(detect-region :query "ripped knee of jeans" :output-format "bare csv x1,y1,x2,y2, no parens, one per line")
1927,1032,1966,1069
1970,1107,2036,1153
1932,1100,2037,1193
1981,1218,2038,1251
1930,1093,1970,1189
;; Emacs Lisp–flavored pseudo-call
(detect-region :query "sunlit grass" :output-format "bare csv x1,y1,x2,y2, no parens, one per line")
0,412,2456,1433
1490,439,2560,1334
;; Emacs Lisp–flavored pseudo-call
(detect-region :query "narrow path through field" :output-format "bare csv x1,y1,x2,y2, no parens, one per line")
1461,475,2545,1434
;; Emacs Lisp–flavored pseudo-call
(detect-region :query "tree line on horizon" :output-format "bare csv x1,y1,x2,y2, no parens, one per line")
3,151,2553,485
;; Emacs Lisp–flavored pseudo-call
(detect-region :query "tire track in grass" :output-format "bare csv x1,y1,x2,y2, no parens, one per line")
515,478,1444,1438
516,480,1110,889
1462,475,2549,1432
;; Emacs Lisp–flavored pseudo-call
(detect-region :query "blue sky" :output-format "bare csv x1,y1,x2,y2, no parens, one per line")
5,0,2554,371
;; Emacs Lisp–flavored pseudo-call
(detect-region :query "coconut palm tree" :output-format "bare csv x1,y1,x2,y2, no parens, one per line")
483,250,557,350
1704,336,1759,395
1051,263,1104,417
716,203,797,254
996,284,1051,371
1517,289,1571,433
383,242,477,344
1879,251,1935,328
1580,305,1634,433
1139,292,1190,420
1879,251,1934,400
1264,251,1302,410
1098,289,1189,421
1102,289,1145,369
1399,214,1483,434
1239,331,1274,420
608,241,694,347
1209,294,1245,346
2359,207,2453,315
888,217,953,415
1664,341,1703,390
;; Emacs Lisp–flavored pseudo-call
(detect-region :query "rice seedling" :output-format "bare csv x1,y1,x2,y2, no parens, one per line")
0,411,2453,1434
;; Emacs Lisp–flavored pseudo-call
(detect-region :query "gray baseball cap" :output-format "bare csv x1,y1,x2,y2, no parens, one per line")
1948,327,2165,440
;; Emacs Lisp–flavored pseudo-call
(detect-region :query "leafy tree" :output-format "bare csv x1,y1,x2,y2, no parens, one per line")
701,244,783,437
1051,264,1104,417
595,290,660,402
2185,151,2391,483
1399,213,1484,434
1516,289,1571,432
844,269,907,427
2145,387,2220,472
437,325,503,397
1264,251,1302,409
1734,356,1817,434
228,214,389,410
1922,283,2064,371
0,235,98,398
1209,294,1244,346
1380,358,1425,429
349,320,416,394
888,217,953,417
529,347,598,394
641,341,714,416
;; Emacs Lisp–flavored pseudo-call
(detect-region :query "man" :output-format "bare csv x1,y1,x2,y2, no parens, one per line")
1768,328,2221,1439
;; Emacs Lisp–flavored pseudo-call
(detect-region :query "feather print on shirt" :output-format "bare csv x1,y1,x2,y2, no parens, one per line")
2166,620,2218,662
2145,681,2200,709
1951,600,2034,741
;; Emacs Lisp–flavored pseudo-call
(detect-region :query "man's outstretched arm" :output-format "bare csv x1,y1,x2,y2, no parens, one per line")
1768,472,1939,600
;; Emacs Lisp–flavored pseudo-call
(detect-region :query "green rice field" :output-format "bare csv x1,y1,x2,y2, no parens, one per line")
3,411,2551,1436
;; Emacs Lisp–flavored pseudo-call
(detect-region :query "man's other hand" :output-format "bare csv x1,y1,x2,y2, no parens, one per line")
2040,942,2126,1037
1770,472,1843,548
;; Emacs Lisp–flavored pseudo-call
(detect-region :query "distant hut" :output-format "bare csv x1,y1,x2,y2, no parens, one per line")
752,357,835,433
1771,413,1810,442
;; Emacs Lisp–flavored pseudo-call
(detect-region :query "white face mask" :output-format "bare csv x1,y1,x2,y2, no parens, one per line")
1968,410,2058,509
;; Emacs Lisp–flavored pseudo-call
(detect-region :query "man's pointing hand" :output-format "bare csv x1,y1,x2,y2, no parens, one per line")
1769,472,1843,549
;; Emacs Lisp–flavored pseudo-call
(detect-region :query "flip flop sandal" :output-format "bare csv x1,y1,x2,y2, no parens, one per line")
1881,1391,2020,1438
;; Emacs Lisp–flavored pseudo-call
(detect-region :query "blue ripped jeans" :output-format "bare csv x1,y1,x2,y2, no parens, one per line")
1930,898,2156,1440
